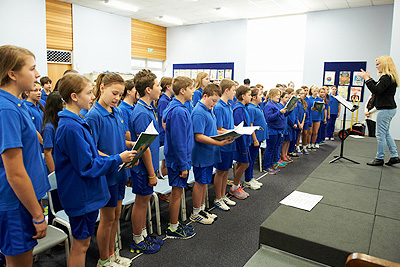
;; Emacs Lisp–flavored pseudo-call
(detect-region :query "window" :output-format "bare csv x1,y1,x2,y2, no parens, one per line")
131,58,165,79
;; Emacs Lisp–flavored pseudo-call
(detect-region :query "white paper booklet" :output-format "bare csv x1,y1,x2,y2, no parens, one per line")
210,121,263,141
280,191,323,211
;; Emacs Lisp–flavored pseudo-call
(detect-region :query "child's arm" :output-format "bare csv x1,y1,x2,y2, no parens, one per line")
250,123,259,146
194,133,233,146
324,108,327,124
140,148,157,187
43,148,55,173
36,131,43,145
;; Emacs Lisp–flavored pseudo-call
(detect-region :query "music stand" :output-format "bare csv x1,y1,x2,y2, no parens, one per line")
329,94,360,164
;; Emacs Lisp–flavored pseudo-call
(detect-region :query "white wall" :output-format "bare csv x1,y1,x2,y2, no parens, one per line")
72,5,131,75
0,0,48,76
166,19,248,83
303,5,394,128
390,0,400,140
246,15,307,89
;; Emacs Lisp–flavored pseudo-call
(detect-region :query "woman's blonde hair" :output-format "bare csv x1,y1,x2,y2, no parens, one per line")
376,55,399,87
309,85,319,94
267,88,281,100
0,45,35,86
195,72,208,90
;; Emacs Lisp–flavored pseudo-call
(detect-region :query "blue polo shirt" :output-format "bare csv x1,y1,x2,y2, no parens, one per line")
184,100,193,114
192,88,203,106
157,93,172,146
329,94,339,115
41,89,48,102
42,122,55,153
309,96,324,122
263,100,285,135
0,89,49,211
55,109,120,217
233,102,251,152
24,100,43,132
191,102,220,167
247,103,268,142
214,99,235,152
118,101,135,131
85,101,128,185
129,99,160,175
228,96,237,107
296,100,306,125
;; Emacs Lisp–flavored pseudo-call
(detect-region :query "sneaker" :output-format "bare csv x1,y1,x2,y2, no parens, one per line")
291,152,299,158
229,185,249,199
179,221,195,231
130,240,160,254
319,141,326,146
222,195,236,206
190,210,214,224
330,137,334,141
385,157,400,166
213,199,230,211
273,165,281,172
310,144,316,151
267,167,276,175
303,148,309,155
277,160,287,167
159,193,170,203
315,143,320,148
110,249,132,267
144,236,164,246
282,157,291,163
166,223,196,239
251,178,263,187
296,146,303,154
284,156,293,163
97,260,122,267
325,137,329,141
244,180,261,190
204,210,218,220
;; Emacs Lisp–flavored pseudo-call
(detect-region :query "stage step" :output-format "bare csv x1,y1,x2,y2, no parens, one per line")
244,246,328,267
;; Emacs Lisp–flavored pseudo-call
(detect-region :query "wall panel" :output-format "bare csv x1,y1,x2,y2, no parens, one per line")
131,19,166,60
46,0,73,51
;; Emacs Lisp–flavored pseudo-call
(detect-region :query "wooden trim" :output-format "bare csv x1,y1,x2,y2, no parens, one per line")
46,0,73,51
131,19,166,60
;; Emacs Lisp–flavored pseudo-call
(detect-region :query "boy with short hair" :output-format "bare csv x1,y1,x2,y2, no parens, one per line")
164,76,196,239
190,84,234,224
213,79,238,211
40,76,52,102
129,69,163,254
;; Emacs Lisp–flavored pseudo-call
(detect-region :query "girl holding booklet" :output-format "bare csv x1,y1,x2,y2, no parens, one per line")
308,85,324,151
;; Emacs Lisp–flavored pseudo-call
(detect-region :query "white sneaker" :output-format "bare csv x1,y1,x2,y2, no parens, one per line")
110,250,132,267
213,199,230,211
251,178,263,187
222,195,236,206
97,259,123,267
315,143,320,148
190,210,214,224
204,210,218,220
244,180,261,190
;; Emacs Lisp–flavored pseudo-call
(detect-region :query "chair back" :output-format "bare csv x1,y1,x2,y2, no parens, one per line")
159,146,165,161
48,171,58,191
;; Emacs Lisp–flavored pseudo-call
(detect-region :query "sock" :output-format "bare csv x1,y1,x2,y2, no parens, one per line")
232,184,239,190
200,204,205,211
170,223,178,231
133,234,144,244
215,198,222,203
98,257,110,266
193,207,201,215
141,228,147,238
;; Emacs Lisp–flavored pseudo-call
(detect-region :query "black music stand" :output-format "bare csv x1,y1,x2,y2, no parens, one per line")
329,94,360,164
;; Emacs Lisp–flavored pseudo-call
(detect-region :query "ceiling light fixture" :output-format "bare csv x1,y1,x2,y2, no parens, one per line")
104,0,138,13
158,15,183,25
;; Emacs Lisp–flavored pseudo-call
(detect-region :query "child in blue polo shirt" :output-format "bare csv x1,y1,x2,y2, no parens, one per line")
23,83,45,133
244,87,267,190
213,79,238,211
192,72,210,106
85,73,135,267
158,76,174,177
190,83,233,224
55,73,136,267
230,86,252,199
119,79,138,141
327,86,340,140
0,45,50,266
164,76,196,239
129,69,164,254
308,85,323,150
316,87,329,147
294,88,307,155
40,76,52,103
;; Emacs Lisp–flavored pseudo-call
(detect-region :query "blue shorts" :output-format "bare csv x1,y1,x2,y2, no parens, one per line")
233,147,251,163
104,181,126,207
131,171,153,196
215,151,234,171
312,120,321,123
303,123,309,130
69,210,99,240
168,167,188,188
0,203,37,256
193,166,213,184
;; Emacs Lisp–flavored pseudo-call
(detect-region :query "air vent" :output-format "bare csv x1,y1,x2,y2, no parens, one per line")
47,49,72,64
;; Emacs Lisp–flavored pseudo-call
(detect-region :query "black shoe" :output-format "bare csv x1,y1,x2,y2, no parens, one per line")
385,157,400,166
366,159,384,166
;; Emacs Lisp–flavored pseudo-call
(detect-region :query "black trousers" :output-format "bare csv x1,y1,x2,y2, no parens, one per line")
366,119,376,137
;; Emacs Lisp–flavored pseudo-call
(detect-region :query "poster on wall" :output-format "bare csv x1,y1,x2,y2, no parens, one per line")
350,87,362,102
217,70,224,80
339,71,351,85
191,69,199,79
352,71,364,86
324,71,335,85
338,86,349,99
210,69,217,80
174,69,179,77
225,69,232,80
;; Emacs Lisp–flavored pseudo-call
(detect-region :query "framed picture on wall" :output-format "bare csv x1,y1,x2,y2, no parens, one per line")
352,71,364,86
324,71,335,85
210,69,217,80
350,87,362,102
225,69,232,80
338,86,349,99
339,71,351,85
217,70,224,80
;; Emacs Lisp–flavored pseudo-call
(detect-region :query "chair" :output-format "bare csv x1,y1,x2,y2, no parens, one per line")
346,253,400,267
259,141,266,172
33,225,69,264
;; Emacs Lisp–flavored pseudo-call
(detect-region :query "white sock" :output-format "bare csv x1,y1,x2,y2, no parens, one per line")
215,198,222,203
170,223,178,231
200,204,205,211
133,234,144,244
232,184,239,190
141,228,147,238
193,207,201,215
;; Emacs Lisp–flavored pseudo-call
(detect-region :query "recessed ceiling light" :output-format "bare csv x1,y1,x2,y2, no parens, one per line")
104,0,138,13
158,15,183,25
214,7,238,18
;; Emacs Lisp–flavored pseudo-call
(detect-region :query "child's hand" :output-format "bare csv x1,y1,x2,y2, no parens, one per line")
120,150,137,163
280,108,287,114
148,176,157,187
218,139,234,146
365,111,370,117
324,120,327,124
293,124,297,129
32,217,47,239
253,140,259,147
311,107,316,111
180,170,188,178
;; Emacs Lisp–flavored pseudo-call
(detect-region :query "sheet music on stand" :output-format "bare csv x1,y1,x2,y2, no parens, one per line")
332,94,357,111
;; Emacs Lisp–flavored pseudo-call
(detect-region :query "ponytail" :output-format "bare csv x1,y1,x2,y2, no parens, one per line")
95,73,124,100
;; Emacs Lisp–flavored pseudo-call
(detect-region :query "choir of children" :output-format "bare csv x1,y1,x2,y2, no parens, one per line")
0,44,339,267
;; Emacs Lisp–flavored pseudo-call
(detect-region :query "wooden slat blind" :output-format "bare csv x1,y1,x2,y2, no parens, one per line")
46,0,73,51
131,19,166,60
